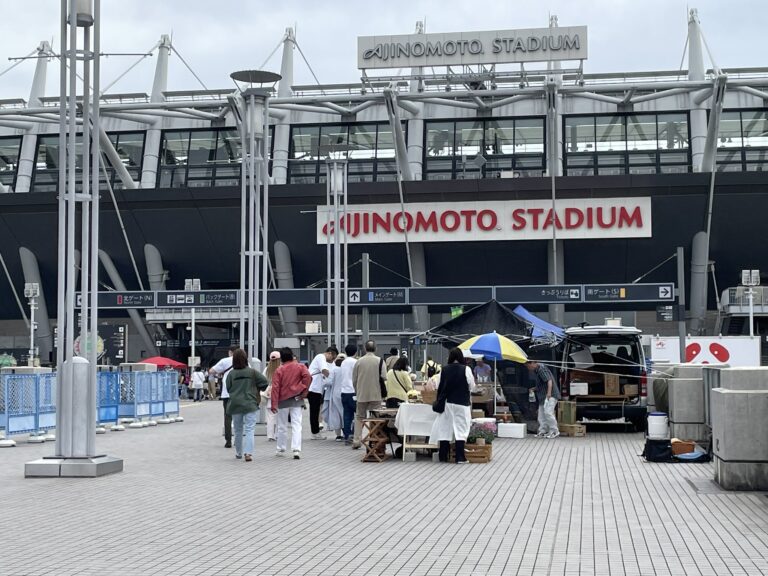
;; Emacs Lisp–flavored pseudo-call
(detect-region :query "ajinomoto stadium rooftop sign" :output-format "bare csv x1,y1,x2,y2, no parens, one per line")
358,26,587,69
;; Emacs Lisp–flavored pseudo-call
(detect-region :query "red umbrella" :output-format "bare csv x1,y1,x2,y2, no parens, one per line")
140,356,187,369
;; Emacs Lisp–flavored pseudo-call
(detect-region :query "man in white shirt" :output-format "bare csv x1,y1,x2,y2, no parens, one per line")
339,343,358,444
307,346,338,440
209,345,237,448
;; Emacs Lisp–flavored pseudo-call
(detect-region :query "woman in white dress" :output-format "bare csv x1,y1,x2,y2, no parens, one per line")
429,347,476,464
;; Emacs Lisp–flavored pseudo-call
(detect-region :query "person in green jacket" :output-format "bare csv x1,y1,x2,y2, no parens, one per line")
226,348,268,461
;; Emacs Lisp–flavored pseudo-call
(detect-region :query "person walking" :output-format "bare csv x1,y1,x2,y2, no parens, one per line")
339,343,358,444
385,347,399,371
225,348,268,461
270,347,311,459
351,340,386,449
323,353,346,441
262,351,281,442
385,356,413,408
307,346,338,440
420,356,441,380
526,359,561,439
209,345,237,448
430,347,476,464
190,365,206,402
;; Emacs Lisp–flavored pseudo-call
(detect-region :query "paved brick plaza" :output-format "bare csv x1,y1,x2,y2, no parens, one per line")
2,402,768,576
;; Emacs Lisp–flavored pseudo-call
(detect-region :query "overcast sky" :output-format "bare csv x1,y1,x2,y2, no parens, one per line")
0,0,762,100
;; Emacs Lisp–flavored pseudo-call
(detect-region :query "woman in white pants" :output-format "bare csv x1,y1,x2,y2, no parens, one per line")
262,351,281,441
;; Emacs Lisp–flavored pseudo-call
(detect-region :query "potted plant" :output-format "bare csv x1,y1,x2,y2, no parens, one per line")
467,421,496,445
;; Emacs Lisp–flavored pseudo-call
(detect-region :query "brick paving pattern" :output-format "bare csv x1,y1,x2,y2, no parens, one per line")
1,401,768,576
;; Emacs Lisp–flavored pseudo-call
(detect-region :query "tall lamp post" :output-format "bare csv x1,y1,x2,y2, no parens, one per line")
185,278,201,367
741,269,760,338
24,282,39,367
228,70,281,365
26,0,123,477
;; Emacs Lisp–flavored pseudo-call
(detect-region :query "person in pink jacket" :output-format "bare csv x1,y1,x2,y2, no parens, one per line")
270,347,311,459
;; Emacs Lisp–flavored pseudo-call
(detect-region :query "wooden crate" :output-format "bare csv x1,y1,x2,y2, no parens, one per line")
450,443,493,463
557,401,577,425
604,373,620,396
559,424,586,437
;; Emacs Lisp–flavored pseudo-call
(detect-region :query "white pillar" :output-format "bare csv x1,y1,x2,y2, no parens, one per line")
688,9,707,172
14,41,51,193
272,28,295,185
140,34,170,189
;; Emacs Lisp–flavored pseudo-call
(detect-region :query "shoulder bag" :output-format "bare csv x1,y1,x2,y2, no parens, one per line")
378,358,388,398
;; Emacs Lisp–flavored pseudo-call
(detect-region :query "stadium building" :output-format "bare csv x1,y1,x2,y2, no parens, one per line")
0,10,767,364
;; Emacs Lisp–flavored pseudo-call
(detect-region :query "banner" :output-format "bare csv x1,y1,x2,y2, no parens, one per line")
650,336,761,367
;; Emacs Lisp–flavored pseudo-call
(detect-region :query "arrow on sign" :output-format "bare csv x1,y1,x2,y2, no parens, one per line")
659,286,672,299
349,291,360,303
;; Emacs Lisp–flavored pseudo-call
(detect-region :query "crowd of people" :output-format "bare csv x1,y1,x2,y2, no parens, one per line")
181,340,560,463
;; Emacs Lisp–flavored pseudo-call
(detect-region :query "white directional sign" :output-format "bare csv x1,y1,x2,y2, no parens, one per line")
349,291,360,303
659,286,672,299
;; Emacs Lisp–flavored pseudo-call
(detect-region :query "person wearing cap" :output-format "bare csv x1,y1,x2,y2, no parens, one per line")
323,352,346,441
526,359,560,439
262,351,281,441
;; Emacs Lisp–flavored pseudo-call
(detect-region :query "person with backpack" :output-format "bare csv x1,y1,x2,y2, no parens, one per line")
420,356,441,380
385,356,413,408
225,348,268,461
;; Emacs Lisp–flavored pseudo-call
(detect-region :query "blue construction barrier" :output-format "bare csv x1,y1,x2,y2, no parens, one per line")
0,369,180,437
0,373,56,436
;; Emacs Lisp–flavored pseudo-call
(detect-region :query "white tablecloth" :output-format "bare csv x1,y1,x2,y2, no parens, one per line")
394,403,438,436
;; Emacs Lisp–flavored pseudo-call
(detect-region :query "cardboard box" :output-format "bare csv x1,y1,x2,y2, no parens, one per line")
604,373,620,396
570,381,588,396
497,423,526,438
560,423,586,437
558,401,577,425
671,438,695,455
624,384,638,396
471,409,485,419
421,389,437,405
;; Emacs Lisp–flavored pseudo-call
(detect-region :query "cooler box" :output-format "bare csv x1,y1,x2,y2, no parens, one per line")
570,381,588,396
497,423,526,438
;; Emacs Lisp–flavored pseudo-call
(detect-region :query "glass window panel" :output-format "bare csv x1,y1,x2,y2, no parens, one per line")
597,153,625,166
595,116,625,152
718,111,743,148
426,122,455,156
288,161,317,175
628,152,656,165
319,125,348,158
717,163,743,172
566,154,594,167
484,119,514,155
36,135,60,170
514,118,545,153
657,113,688,150
627,115,657,151
455,121,482,157
376,160,396,173
291,125,320,160
426,172,454,180
567,167,594,176
659,152,688,164
660,165,689,174
348,161,374,174
565,117,594,153
717,150,742,163
111,132,144,168
597,166,624,176
746,162,768,172
629,166,657,174
742,111,768,148
514,154,545,168
375,173,398,182
0,136,22,172
215,129,241,163
161,131,190,165
745,149,768,162
187,131,217,165
425,159,453,171
375,125,396,159
348,125,376,160
485,157,513,171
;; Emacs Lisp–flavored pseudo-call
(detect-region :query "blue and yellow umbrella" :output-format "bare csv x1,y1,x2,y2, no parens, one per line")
459,331,528,364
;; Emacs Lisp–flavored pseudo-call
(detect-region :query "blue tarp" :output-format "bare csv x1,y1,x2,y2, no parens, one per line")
512,305,565,345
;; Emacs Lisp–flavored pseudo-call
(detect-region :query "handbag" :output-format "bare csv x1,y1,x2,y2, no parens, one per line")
378,358,388,398
432,396,446,414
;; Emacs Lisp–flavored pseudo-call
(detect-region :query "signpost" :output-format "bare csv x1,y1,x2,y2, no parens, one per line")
656,305,678,322
496,285,582,304
157,290,238,308
583,283,675,303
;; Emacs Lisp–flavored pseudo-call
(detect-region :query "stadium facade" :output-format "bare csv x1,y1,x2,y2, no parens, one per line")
0,10,767,364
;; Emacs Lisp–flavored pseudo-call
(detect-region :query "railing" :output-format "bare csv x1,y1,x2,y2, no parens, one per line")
721,287,768,309
1,370,179,437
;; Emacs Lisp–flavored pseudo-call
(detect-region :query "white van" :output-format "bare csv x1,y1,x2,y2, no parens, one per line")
559,324,648,430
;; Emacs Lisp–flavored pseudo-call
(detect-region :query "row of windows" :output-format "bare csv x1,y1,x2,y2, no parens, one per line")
0,109,766,190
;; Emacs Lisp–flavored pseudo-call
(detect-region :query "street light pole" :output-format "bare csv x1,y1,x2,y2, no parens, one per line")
185,278,200,366
24,282,39,367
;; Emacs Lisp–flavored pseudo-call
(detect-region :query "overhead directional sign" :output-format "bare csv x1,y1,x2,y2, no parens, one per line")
410,287,493,305
496,285,582,304
76,291,156,309
268,289,323,306
157,290,239,308
583,283,675,303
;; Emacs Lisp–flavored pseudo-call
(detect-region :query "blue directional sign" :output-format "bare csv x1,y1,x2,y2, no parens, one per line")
496,285,582,304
